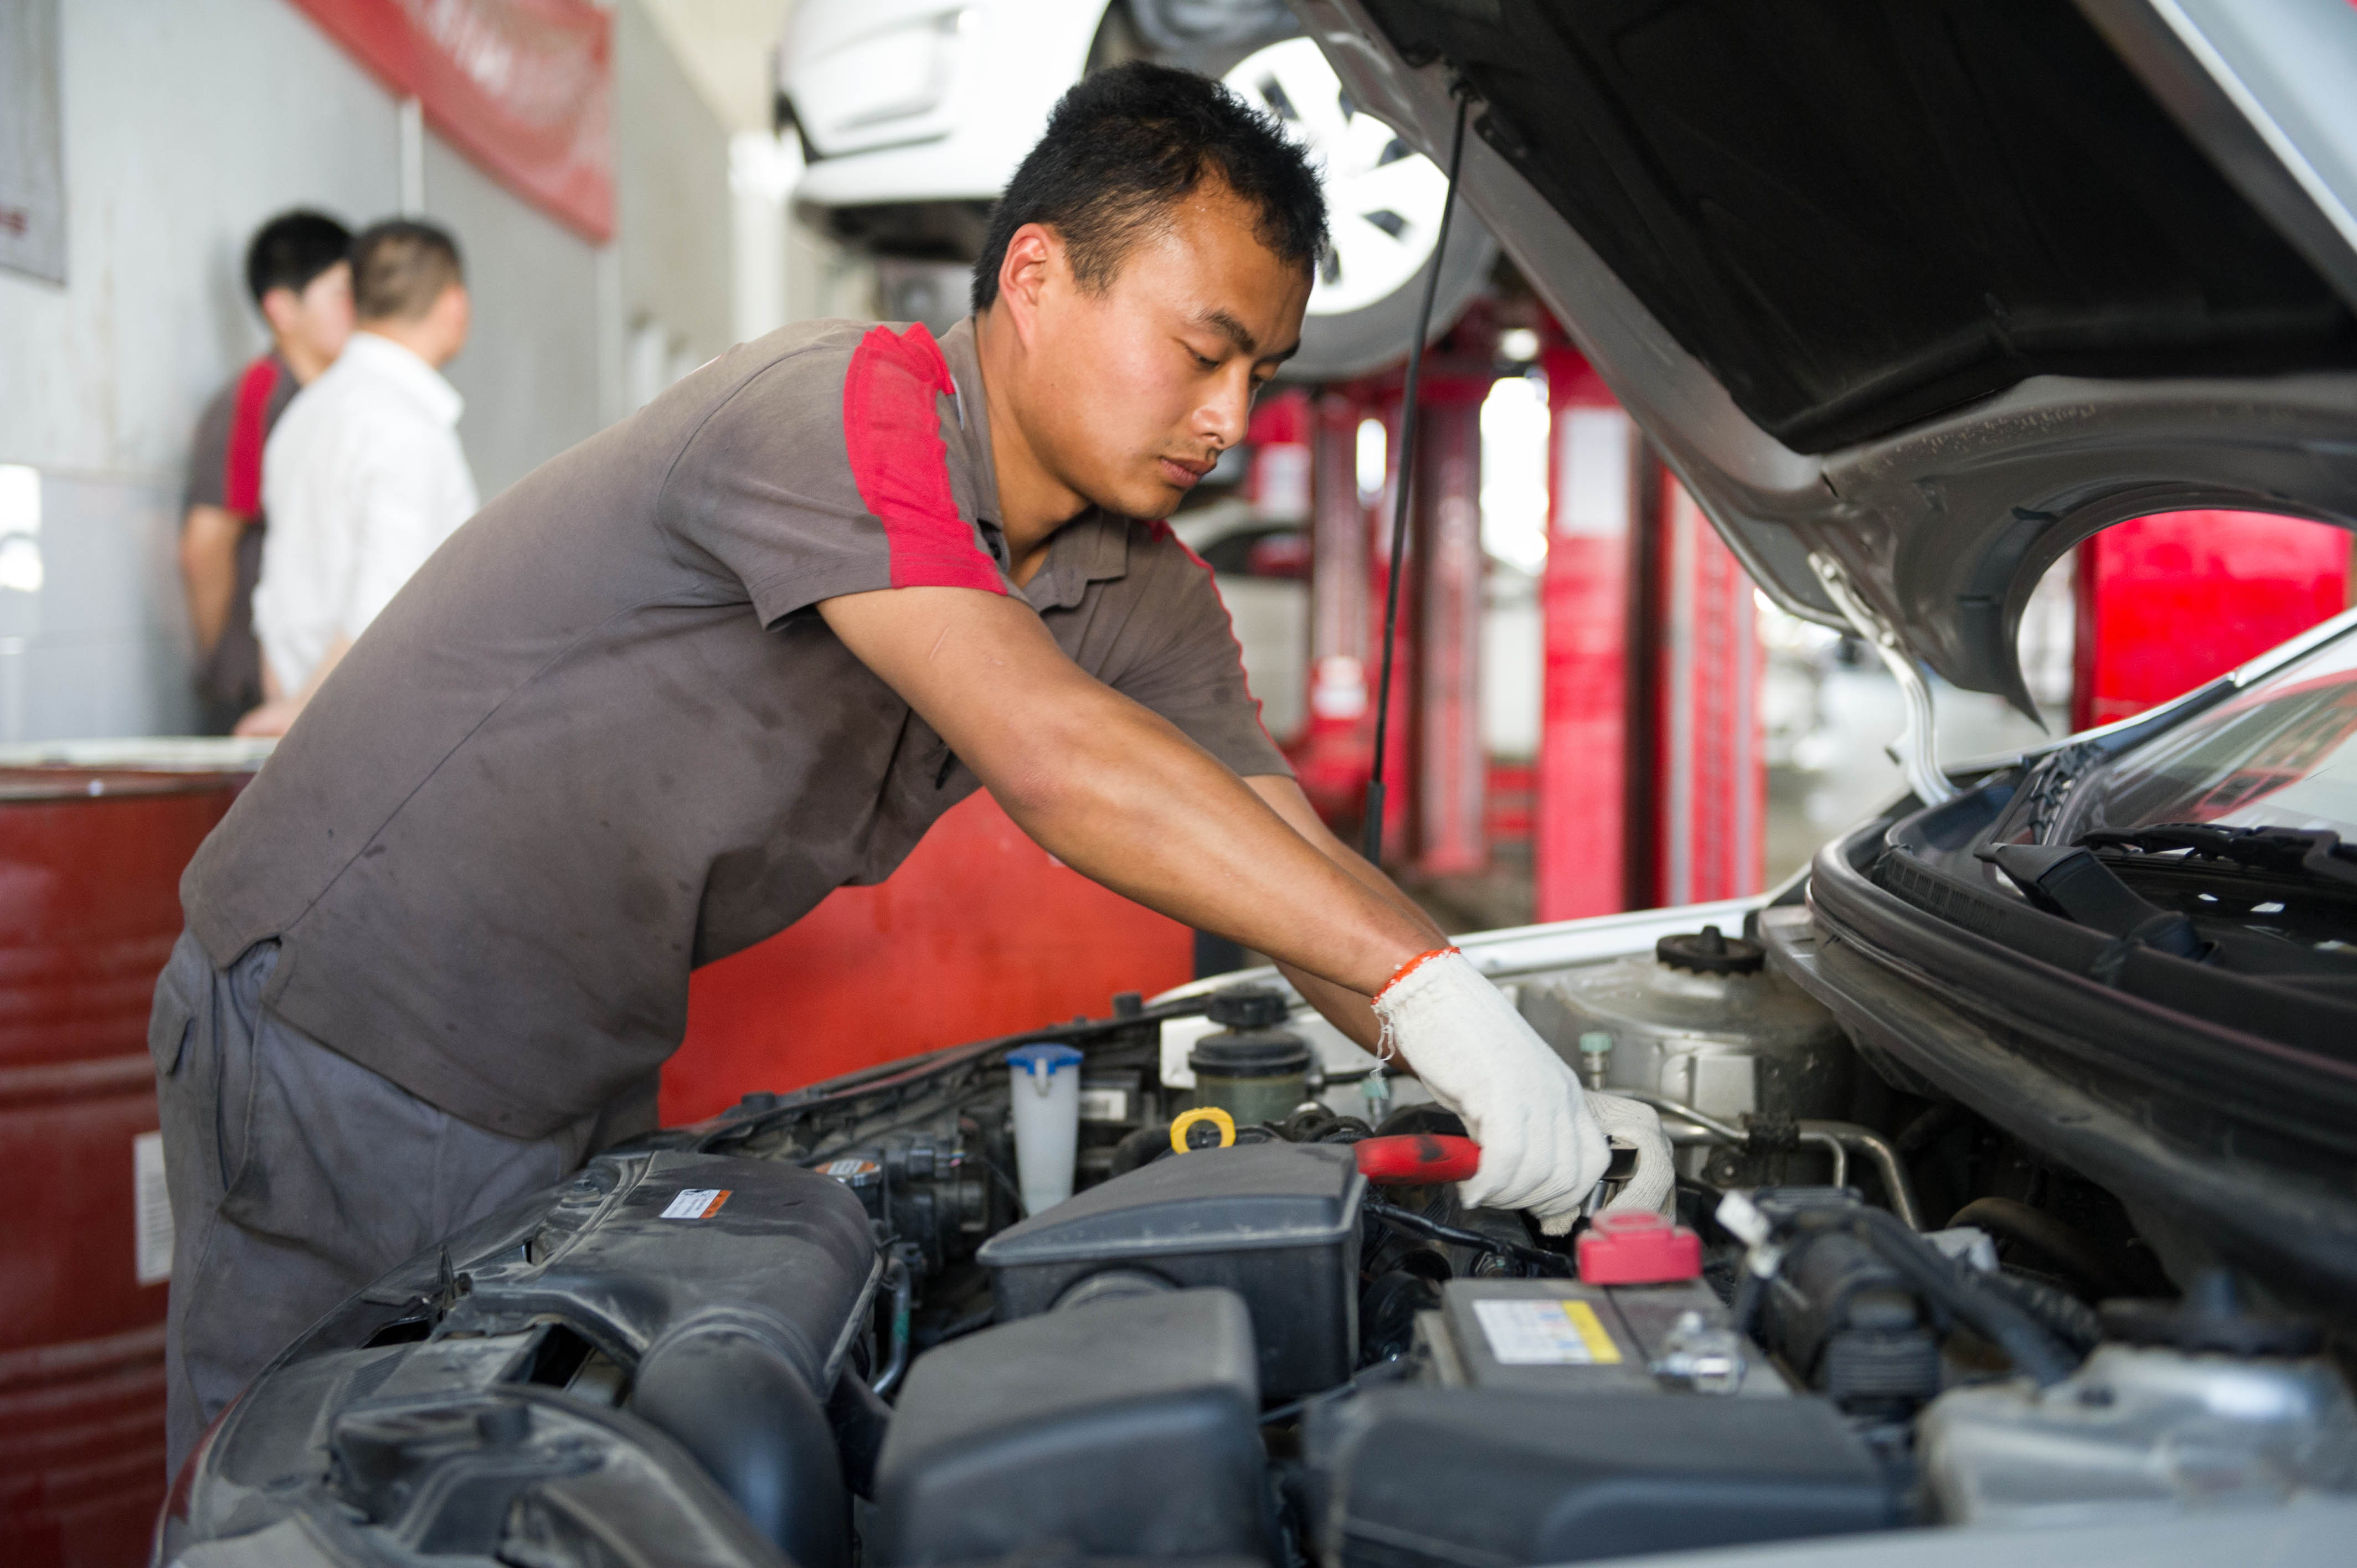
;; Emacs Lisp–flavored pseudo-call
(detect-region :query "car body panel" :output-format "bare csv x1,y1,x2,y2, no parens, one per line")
782,0,1105,202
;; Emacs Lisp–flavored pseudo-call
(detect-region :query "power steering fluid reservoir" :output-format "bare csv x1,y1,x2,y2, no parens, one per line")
1519,925,1849,1182
1188,984,1313,1131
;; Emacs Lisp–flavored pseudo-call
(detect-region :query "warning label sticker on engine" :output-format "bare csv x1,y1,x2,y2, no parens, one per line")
1473,1298,1624,1365
661,1188,732,1220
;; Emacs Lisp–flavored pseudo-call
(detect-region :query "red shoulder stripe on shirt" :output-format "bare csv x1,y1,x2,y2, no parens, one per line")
842,323,1006,595
223,355,280,517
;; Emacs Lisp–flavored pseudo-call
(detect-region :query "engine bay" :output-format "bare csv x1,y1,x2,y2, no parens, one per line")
160,919,2357,1567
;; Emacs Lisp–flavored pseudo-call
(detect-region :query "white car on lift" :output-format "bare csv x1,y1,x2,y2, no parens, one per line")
773,0,1494,377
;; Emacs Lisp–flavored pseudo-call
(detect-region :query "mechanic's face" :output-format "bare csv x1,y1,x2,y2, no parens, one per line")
1023,183,1310,521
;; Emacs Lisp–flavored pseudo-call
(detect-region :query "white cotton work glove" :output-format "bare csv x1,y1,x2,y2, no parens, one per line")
1372,949,1680,1232
1372,948,1610,1232
1588,1090,1676,1219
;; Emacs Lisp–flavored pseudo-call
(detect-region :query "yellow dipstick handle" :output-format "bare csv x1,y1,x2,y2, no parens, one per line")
1170,1105,1237,1152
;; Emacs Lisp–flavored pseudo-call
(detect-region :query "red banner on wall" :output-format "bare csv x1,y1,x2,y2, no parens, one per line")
287,0,613,241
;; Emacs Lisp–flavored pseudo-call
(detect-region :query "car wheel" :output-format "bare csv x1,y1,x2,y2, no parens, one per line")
1095,11,1499,383
1219,35,1497,381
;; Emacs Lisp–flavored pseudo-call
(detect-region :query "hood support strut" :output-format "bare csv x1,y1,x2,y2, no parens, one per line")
1810,554,1958,808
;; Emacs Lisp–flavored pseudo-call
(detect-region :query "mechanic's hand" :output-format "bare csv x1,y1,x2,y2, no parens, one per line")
1371,948,1610,1230
1586,1090,1675,1223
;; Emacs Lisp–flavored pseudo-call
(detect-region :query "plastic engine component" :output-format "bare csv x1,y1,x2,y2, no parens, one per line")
161,1151,879,1568
1919,1342,2357,1526
1310,1388,1895,1566
1575,1209,1702,1284
872,1288,1272,1565
979,1142,1364,1396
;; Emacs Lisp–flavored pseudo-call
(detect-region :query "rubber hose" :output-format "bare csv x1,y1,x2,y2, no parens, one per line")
1847,1206,2079,1385
826,1368,891,1500
1945,1196,2127,1301
1983,1267,2104,1354
628,1318,850,1568
870,1254,912,1397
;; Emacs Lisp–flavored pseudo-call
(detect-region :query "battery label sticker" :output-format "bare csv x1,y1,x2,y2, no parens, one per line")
1077,1088,1129,1122
661,1188,732,1220
1473,1298,1624,1365
134,1131,173,1285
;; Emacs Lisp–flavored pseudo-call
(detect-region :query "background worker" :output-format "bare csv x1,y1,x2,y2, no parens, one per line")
179,211,353,734
153,64,1665,1473
238,219,476,736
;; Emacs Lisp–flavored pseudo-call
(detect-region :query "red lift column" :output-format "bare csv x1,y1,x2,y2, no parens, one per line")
1650,476,1764,905
1416,389,1489,876
1291,393,1377,827
1535,350,1639,920
2074,510,2351,729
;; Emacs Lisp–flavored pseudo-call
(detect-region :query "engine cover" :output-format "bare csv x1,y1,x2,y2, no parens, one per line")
161,1150,880,1568
978,1142,1364,1396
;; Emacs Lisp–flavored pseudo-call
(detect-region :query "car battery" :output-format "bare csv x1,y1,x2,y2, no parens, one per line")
1420,1275,1786,1398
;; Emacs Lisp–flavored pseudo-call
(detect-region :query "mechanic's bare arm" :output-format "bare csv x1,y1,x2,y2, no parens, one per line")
181,504,246,657
820,586,1447,998
234,635,351,737
1244,773,1432,1059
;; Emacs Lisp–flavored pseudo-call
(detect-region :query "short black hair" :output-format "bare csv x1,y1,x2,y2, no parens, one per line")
244,210,352,307
351,219,465,322
971,60,1326,313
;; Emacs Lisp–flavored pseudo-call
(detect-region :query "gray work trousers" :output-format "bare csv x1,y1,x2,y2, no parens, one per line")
147,931,656,1478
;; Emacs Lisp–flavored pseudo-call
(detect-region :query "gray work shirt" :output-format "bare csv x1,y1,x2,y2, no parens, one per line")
182,316,1286,1138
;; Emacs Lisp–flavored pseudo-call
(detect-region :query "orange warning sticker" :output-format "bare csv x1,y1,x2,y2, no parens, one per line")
660,1187,732,1220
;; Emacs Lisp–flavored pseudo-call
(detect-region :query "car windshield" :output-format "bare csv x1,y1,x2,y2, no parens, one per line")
2055,622,2357,843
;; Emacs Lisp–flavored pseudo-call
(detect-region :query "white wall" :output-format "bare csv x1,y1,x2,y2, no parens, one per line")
0,0,400,739
422,135,605,497
615,0,734,395
0,0,737,741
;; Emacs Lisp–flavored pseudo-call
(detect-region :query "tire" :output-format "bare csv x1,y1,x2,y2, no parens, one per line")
1288,208,1495,383
1209,30,1497,381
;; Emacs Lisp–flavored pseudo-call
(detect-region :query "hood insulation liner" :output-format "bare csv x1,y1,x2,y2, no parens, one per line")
1361,0,2357,453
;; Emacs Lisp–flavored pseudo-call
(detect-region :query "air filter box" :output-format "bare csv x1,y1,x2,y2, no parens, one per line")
872,1288,1270,1565
977,1142,1363,1396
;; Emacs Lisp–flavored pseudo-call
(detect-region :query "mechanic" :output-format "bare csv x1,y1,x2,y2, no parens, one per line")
150,62,1663,1472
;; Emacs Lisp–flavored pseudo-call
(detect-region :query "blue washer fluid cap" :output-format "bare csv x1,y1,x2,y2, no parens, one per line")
1006,1044,1084,1077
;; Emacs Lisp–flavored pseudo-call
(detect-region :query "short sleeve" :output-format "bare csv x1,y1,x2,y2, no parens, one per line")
1106,525,1292,779
183,384,237,511
662,323,1011,626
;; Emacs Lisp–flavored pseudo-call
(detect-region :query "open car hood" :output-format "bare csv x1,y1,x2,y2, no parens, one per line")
1294,0,2357,713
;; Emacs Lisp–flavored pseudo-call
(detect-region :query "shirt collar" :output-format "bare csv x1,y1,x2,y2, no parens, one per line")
934,317,999,524
937,315,1134,612
338,331,465,427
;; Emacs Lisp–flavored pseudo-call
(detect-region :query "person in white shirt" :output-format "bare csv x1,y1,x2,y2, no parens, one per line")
239,220,477,736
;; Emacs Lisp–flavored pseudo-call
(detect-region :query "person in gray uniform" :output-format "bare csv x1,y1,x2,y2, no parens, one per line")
151,63,1660,1474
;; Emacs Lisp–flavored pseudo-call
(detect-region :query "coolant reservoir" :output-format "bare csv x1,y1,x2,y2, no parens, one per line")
1520,926,1850,1172
1188,983,1313,1131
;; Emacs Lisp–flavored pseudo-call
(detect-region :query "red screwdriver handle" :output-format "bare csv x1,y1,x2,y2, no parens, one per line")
1354,1133,1481,1184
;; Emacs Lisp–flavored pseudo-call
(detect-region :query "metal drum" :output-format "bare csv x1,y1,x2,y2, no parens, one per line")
0,748,258,1567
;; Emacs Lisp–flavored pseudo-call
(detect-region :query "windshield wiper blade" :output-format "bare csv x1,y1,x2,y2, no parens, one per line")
2076,823,2357,891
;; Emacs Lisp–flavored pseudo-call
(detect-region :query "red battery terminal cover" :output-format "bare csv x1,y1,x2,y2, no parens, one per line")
1576,1208,1703,1284
1353,1133,1482,1185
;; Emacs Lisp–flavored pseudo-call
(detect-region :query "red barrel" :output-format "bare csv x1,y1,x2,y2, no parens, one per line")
0,766,244,1568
